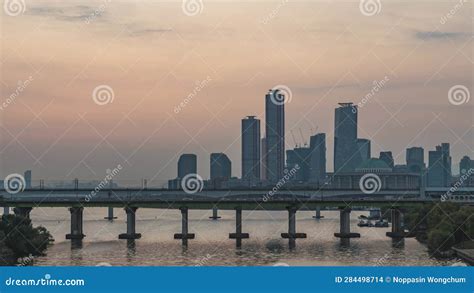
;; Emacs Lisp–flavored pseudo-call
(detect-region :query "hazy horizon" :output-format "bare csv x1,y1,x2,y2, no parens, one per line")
1,0,472,183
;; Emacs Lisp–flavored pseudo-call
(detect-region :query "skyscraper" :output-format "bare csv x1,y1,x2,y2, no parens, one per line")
379,151,394,169
178,154,197,178
210,153,232,181
24,170,32,189
309,133,326,184
242,116,261,182
406,147,424,173
357,139,371,164
460,156,473,175
260,137,267,181
334,103,361,173
286,147,310,182
265,89,285,182
427,144,452,187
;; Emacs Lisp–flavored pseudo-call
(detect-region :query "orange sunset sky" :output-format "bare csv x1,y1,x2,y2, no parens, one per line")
1,0,473,185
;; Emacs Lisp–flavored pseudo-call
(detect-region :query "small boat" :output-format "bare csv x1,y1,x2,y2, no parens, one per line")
357,219,371,227
374,219,389,228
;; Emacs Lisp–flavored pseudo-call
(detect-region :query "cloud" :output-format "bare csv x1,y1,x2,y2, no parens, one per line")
27,4,108,23
415,31,472,40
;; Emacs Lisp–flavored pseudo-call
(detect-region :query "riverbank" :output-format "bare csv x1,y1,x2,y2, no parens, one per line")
401,203,473,260
452,241,474,265
0,214,54,266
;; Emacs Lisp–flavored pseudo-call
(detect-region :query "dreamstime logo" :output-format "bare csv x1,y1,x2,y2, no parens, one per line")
3,173,26,194
195,254,212,266
448,85,470,106
17,254,34,266
3,0,26,17
182,0,203,16
263,165,300,202
270,85,292,106
1,76,34,111
84,0,111,24
359,0,381,16
359,173,381,194
441,168,473,202
353,76,389,113
181,173,204,194
85,164,122,202
92,85,115,106
260,0,288,25
440,0,467,25
373,253,390,266
174,76,212,114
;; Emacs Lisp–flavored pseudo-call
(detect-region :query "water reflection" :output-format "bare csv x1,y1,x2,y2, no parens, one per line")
29,209,464,266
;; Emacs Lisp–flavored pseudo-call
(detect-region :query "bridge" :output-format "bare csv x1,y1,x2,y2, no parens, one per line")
0,186,472,248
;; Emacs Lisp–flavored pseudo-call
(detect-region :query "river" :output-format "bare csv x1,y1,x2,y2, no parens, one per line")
28,208,466,266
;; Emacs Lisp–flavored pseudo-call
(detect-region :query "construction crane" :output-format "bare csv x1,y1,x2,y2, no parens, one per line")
290,130,298,148
299,128,308,148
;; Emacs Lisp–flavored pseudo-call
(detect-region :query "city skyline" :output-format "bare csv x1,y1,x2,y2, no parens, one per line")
1,1,472,182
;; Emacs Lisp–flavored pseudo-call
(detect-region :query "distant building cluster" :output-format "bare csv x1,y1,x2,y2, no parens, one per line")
167,92,473,190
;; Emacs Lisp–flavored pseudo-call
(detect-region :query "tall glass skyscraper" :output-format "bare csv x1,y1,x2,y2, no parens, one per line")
334,103,361,173
265,90,285,182
210,153,232,180
406,147,425,173
242,116,261,182
427,143,452,187
178,154,197,178
309,133,326,184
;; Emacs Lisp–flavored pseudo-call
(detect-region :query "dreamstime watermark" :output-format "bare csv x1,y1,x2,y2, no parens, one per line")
3,0,26,17
5,274,85,287
181,173,204,194
448,85,470,106
92,85,115,106
17,254,34,267
85,164,122,202
359,173,382,194
353,76,389,113
182,0,203,16
270,85,293,106
3,173,26,194
262,165,300,202
84,0,112,24
194,253,212,266
1,76,34,111
174,76,212,114
440,0,467,25
359,0,381,17
373,253,390,266
260,0,289,25
441,168,473,202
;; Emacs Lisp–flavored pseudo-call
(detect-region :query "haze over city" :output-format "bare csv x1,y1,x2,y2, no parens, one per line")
1,0,472,183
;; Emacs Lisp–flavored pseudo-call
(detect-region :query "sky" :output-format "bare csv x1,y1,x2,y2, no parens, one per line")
0,0,473,186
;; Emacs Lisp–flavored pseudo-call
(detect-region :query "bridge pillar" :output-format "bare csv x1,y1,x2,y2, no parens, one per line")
66,207,85,240
386,208,410,238
313,206,324,219
281,207,306,249
119,207,141,239
334,207,360,238
174,207,195,246
104,207,117,220
209,207,221,220
229,207,249,248
13,207,32,219
3,207,9,215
